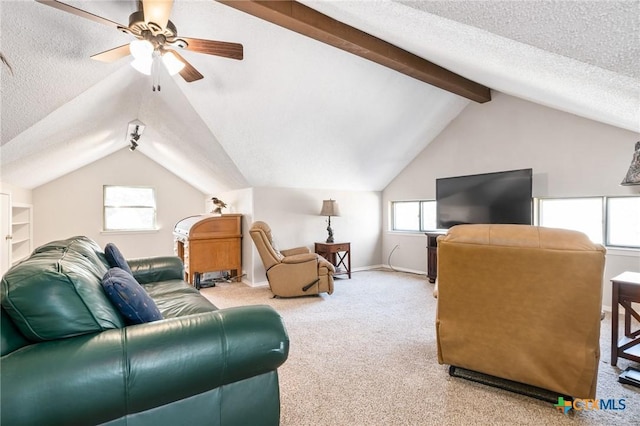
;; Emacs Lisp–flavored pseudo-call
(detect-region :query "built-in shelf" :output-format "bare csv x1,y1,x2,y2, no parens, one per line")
9,203,33,267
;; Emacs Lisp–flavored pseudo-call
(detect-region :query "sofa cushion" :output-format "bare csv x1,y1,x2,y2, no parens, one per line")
1,237,125,342
104,243,133,275
102,268,163,324
142,280,218,318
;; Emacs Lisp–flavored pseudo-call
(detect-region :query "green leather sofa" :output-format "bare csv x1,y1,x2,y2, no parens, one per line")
1,236,290,425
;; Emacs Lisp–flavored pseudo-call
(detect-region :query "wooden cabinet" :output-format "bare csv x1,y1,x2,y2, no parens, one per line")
425,231,445,283
173,214,242,288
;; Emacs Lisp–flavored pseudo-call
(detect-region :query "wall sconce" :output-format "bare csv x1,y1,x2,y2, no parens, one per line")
320,199,340,243
621,141,640,185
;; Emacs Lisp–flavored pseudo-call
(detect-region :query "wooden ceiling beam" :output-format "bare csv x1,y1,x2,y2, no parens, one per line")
216,0,491,103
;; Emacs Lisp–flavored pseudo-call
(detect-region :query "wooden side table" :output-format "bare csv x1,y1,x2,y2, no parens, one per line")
611,272,640,366
315,242,351,279
425,231,445,283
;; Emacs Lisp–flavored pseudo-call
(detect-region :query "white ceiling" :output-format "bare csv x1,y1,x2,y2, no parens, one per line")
1,0,639,193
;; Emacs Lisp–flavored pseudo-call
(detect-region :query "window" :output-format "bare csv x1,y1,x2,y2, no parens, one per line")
103,186,156,231
538,197,603,244
537,196,640,249
391,196,640,249
391,200,436,232
607,197,640,248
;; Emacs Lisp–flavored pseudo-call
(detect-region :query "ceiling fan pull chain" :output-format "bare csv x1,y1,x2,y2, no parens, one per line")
151,55,160,92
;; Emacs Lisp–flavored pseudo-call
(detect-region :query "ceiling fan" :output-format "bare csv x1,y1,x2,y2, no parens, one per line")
36,0,243,83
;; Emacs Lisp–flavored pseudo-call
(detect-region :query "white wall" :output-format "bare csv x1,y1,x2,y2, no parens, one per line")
220,186,382,285
32,148,208,258
383,92,640,308
0,182,32,205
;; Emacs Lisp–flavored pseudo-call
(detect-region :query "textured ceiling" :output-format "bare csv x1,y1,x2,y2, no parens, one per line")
399,0,639,79
1,0,639,194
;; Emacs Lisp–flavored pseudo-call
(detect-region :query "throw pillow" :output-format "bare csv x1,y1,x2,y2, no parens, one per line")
104,243,134,275
101,267,163,324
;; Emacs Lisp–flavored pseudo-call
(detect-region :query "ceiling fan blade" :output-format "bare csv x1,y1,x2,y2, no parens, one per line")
142,0,173,30
35,0,125,29
169,50,204,82
91,44,131,63
180,37,243,60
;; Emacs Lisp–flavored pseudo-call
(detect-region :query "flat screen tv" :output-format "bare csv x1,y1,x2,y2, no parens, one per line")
436,168,533,229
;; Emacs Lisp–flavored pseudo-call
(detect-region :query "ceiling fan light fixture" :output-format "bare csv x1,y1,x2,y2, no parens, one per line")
130,39,153,59
131,57,153,75
162,51,185,75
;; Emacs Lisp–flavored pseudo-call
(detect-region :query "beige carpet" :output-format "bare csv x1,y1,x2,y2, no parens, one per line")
201,270,640,425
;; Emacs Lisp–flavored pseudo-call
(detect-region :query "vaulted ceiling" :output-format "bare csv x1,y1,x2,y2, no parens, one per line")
1,1,638,193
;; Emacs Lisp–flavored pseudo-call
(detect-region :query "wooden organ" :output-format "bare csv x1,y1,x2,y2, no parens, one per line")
173,214,242,288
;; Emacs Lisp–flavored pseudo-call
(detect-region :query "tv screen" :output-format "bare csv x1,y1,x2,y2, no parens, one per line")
436,169,533,229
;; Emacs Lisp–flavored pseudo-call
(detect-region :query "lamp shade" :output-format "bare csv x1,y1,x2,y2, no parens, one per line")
130,39,154,59
621,141,640,186
320,199,340,217
162,51,185,75
131,57,153,75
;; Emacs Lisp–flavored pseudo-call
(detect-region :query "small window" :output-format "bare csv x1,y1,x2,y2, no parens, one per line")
103,186,156,231
391,200,437,232
538,198,603,244
393,201,420,231
607,196,640,248
421,201,437,231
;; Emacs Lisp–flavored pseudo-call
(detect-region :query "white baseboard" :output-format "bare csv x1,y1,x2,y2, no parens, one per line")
243,278,269,288
379,264,428,276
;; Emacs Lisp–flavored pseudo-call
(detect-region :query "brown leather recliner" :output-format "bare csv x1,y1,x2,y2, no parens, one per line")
249,221,335,297
435,224,606,399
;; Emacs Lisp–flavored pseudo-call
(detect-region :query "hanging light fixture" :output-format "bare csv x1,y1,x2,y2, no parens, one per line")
161,51,185,76
621,141,640,186
129,39,154,75
130,39,153,59
129,39,184,80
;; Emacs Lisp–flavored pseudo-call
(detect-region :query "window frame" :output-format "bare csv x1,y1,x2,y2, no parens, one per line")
390,196,640,250
390,200,437,232
103,185,158,232
536,196,605,245
604,195,640,249
535,195,640,249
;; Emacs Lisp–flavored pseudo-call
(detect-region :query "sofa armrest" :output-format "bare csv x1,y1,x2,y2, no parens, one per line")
282,253,318,264
280,246,309,256
128,256,184,284
1,305,289,425
125,305,289,412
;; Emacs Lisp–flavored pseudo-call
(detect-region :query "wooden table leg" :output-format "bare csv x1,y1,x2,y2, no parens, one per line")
612,280,619,366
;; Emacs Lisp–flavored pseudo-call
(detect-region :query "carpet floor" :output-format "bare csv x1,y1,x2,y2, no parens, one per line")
201,270,640,425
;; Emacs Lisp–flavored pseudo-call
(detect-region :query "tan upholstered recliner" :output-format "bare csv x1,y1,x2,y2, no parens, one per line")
250,221,335,297
436,224,606,399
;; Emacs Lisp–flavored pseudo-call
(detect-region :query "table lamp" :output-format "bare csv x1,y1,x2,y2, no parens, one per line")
320,199,340,243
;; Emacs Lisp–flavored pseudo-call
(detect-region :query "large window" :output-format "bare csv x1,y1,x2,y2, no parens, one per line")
606,196,640,247
103,186,157,231
538,196,640,248
538,197,603,244
391,196,640,249
392,200,437,232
